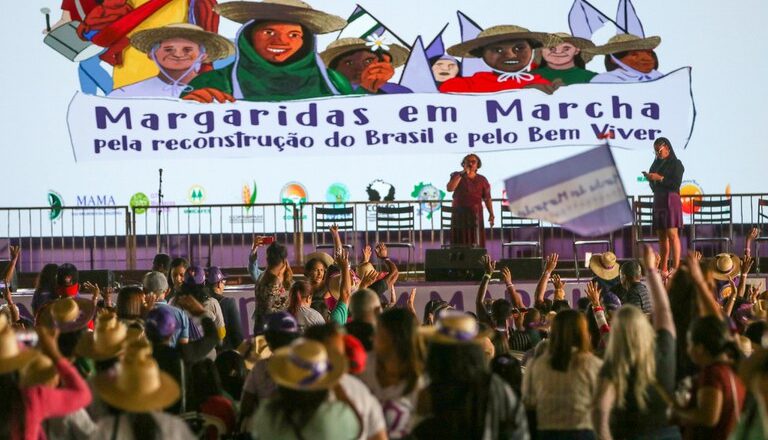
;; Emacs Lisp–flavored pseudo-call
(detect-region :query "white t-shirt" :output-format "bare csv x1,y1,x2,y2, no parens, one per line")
339,374,387,440
297,305,326,332
92,412,194,440
358,352,424,439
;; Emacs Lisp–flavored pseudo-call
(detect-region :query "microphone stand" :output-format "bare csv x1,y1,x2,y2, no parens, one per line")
157,169,163,253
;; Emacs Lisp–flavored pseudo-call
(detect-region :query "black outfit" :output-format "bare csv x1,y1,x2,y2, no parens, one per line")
611,281,653,315
153,316,219,414
212,292,244,351
649,155,685,230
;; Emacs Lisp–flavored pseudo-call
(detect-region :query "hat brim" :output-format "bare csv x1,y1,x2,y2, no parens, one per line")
0,348,38,375
447,32,549,58
267,346,347,391
589,256,620,280
418,325,494,345
130,27,235,62
305,252,334,268
35,298,95,333
94,370,181,412
20,351,59,388
583,36,660,56
216,1,346,34
320,43,410,68
712,254,741,281
75,332,126,361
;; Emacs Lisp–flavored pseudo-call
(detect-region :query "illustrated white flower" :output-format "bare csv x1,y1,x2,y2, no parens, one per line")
365,33,391,52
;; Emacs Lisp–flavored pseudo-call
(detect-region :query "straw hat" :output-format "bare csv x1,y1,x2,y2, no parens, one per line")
356,262,376,280
589,252,620,280
305,251,334,268
0,315,37,374
542,32,596,64
447,25,549,58
94,339,180,412
712,253,741,281
583,33,661,56
237,335,272,370
20,351,59,388
268,338,347,390
215,0,347,34
320,38,410,68
35,297,95,333
130,23,235,62
420,311,493,344
75,311,129,361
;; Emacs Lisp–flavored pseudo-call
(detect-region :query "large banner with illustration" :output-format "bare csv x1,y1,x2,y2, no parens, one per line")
5,0,760,227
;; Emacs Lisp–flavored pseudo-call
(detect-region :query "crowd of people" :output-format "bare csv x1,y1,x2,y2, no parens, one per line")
1,225,768,439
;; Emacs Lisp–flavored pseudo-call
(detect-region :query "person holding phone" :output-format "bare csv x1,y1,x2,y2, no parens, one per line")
446,154,494,247
642,137,684,278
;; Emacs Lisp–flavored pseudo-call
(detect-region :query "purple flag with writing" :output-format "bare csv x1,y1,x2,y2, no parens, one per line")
504,146,632,237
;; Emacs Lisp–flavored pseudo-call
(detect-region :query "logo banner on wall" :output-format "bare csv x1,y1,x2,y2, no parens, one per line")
67,67,694,162
504,145,633,237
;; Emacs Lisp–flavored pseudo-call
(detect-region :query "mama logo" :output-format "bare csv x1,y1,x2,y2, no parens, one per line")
411,182,445,219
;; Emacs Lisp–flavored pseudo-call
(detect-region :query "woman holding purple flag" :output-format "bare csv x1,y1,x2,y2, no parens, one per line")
446,154,494,248
643,137,684,278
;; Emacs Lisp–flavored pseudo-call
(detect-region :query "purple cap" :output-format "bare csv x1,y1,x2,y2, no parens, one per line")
264,311,299,334
146,306,177,338
602,292,622,311
184,265,206,286
206,266,225,285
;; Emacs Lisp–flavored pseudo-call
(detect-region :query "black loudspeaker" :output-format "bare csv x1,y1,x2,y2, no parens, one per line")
496,258,544,280
0,260,17,292
425,248,488,281
78,270,115,289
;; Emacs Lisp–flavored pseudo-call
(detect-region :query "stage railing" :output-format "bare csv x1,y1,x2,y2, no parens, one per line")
1,193,766,272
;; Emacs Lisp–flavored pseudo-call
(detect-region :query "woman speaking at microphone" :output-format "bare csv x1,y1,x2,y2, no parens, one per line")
446,154,494,248
643,137,684,278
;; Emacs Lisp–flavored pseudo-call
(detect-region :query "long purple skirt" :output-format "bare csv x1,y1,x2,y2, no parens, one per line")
653,192,684,230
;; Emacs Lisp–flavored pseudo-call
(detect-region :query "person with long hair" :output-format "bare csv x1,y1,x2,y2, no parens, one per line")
287,280,326,332
168,257,189,299
251,338,360,439
532,33,597,85
253,242,293,334
413,313,528,439
0,318,92,440
643,137,685,277
672,316,746,440
359,307,424,439
523,309,602,439
31,263,59,315
593,245,681,439
446,153,494,247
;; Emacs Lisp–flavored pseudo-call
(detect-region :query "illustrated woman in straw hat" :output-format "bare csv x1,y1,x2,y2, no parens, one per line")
439,25,560,94
644,137,684,276
109,23,235,98
531,32,597,85
251,338,361,439
320,37,412,94
183,0,358,102
586,33,663,83
92,339,194,439
0,316,93,440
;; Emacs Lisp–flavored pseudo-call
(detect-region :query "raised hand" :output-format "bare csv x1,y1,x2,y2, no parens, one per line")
408,288,416,310
685,251,705,283
375,243,388,259
82,281,101,304
182,88,236,104
482,255,496,276
335,248,350,268
741,253,754,276
362,245,372,263
586,281,602,308
329,224,339,235
501,267,513,285
551,273,566,291
9,246,20,260
545,253,559,273
359,269,379,289
640,244,657,271
176,295,206,317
